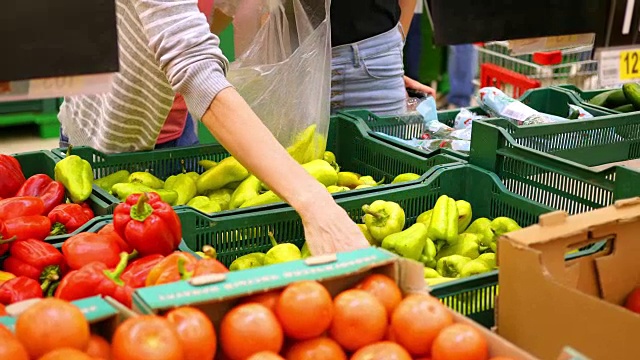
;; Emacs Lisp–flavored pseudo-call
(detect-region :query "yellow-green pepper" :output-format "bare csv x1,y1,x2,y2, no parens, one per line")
54,146,94,203
94,170,130,192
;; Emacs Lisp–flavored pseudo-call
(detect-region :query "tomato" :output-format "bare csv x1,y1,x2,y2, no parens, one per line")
355,274,402,318
165,307,216,360
285,337,347,360
240,290,281,312
329,289,387,352
15,298,90,359
85,334,111,360
246,351,285,360
220,303,283,360
431,324,489,360
624,287,640,314
0,327,29,360
391,294,453,357
350,341,412,360
38,348,94,360
275,281,333,340
111,316,184,360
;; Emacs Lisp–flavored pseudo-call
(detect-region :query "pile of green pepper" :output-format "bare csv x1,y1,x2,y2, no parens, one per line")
357,195,522,286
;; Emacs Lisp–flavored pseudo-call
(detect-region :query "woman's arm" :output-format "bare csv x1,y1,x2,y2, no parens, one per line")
132,0,369,255
399,0,417,35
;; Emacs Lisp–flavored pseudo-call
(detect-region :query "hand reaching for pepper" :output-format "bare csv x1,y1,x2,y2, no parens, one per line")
297,187,370,256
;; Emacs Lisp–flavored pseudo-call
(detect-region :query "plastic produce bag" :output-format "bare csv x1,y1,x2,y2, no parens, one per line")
477,87,571,125
222,0,331,162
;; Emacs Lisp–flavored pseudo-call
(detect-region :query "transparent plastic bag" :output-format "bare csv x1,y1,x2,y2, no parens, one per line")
223,0,331,161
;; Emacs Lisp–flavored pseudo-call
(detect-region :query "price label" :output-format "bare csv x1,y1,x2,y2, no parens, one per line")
620,49,640,80
597,46,640,87
0,73,114,103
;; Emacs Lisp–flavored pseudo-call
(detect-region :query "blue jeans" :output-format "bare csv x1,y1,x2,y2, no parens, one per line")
447,44,478,107
59,113,200,149
404,14,422,80
331,24,407,116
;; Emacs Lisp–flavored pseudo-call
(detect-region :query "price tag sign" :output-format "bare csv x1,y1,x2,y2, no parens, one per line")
0,73,114,103
597,46,640,87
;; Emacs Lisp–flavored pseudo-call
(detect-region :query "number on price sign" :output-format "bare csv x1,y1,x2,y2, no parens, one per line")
620,49,640,80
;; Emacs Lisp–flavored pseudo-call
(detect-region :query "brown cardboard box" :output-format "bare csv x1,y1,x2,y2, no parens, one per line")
497,198,640,360
134,248,538,359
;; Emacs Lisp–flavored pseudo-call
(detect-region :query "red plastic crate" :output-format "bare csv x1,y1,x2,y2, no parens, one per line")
480,63,541,98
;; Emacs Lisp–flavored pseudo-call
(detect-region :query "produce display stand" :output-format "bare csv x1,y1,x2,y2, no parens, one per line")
553,84,638,115
0,98,62,139
470,114,640,215
340,86,613,161
12,150,111,243
51,114,463,215
168,164,600,328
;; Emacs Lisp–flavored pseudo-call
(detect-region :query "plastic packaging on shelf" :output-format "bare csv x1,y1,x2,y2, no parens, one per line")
478,87,573,125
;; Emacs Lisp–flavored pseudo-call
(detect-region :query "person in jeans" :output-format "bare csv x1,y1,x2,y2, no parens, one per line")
330,0,435,116
446,44,478,108
57,0,368,256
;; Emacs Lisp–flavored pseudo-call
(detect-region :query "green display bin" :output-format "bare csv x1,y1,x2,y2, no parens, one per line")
553,84,628,115
9,151,109,243
340,87,614,162
51,115,463,215
470,115,640,215
170,164,601,328
0,99,62,139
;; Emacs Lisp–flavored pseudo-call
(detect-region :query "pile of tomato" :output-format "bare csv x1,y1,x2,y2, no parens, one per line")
0,273,515,360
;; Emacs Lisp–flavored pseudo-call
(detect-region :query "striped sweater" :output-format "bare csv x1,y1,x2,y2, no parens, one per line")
58,0,232,153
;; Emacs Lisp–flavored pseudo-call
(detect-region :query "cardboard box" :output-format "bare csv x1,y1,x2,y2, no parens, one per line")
497,198,640,360
134,247,537,359
0,296,120,338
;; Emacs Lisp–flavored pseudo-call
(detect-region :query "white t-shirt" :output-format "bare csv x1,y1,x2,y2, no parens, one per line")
415,0,423,14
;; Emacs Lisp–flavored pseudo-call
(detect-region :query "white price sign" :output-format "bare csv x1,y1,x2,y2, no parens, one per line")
597,46,640,87
0,73,114,102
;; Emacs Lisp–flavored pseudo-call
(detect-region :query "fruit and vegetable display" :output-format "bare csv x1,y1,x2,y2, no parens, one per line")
356,195,521,286
587,83,640,112
93,124,422,214
0,152,96,239
0,275,518,360
0,193,229,308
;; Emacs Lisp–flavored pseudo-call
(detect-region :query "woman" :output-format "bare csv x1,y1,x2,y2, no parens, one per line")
330,0,435,116
57,0,368,256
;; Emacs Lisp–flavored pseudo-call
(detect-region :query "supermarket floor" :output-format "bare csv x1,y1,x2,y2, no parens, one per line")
0,125,60,154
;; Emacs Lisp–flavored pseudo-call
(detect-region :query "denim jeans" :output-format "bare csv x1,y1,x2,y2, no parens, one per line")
331,24,407,116
59,113,200,149
447,44,478,107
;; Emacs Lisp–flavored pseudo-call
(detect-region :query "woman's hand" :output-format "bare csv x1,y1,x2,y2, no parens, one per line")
404,75,436,98
297,187,371,256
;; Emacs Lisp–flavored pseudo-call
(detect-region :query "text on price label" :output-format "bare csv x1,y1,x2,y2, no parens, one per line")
620,49,640,80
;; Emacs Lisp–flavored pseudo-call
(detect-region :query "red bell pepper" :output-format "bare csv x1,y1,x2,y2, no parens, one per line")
3,239,65,295
61,232,123,270
97,223,132,253
0,155,26,199
1,215,51,242
114,193,182,256
145,252,197,286
0,276,43,305
0,197,45,221
15,175,65,215
55,253,133,307
121,254,164,289
48,203,95,235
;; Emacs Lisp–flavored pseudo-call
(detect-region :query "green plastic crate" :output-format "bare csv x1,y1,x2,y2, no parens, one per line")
0,99,62,139
51,115,463,215
340,87,614,162
553,84,627,115
470,115,640,215
11,151,111,242
171,164,600,327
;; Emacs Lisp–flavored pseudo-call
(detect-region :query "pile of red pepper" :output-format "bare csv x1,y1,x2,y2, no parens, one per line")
0,192,228,309
0,154,96,240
